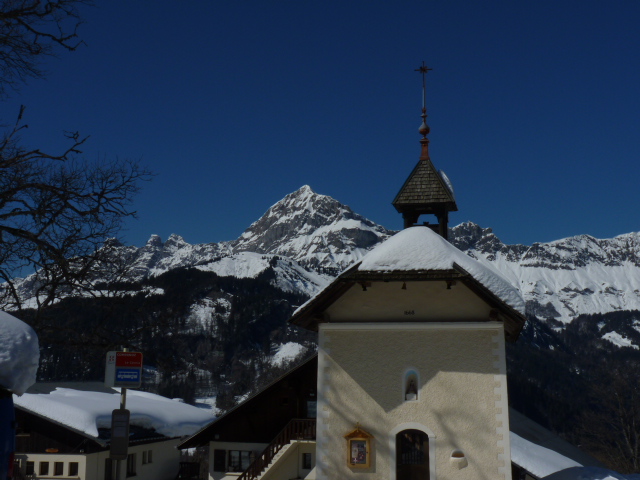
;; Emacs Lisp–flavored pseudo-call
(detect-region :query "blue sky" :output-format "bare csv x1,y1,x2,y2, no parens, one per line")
5,1,640,247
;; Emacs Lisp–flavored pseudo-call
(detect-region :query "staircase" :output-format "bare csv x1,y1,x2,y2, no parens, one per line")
237,418,316,480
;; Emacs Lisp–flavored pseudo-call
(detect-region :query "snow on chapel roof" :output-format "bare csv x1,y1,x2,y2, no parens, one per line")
290,226,526,338
359,226,525,314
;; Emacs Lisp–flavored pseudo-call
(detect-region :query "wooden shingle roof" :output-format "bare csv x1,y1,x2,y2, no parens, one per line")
392,145,457,214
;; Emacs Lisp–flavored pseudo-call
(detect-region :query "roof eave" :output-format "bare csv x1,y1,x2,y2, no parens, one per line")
14,405,108,448
452,263,527,341
290,264,525,340
177,354,318,449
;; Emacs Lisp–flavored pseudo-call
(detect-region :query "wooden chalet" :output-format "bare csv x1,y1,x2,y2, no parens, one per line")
178,355,317,480
12,383,198,480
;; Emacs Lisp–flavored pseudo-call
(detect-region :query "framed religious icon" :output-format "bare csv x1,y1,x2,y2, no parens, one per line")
344,424,373,468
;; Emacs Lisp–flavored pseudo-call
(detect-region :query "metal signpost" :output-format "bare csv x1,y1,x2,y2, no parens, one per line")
105,350,143,480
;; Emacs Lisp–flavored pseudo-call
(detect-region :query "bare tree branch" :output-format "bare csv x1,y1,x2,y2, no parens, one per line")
0,110,153,317
0,0,91,98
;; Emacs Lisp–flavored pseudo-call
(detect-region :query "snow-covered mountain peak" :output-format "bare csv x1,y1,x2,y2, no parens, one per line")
450,221,503,251
294,184,315,198
164,234,188,251
146,234,163,248
232,186,394,272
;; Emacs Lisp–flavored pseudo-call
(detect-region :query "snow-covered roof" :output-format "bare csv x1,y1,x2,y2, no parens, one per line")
358,226,525,314
14,387,215,439
291,227,526,337
511,431,582,478
544,467,640,480
0,311,39,395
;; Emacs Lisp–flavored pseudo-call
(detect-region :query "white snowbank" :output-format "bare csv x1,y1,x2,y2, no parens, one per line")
544,466,640,480
14,387,215,438
510,432,581,478
359,227,525,314
271,342,305,367
0,311,39,395
602,331,638,349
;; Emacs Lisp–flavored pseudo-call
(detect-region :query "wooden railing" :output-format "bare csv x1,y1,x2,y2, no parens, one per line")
237,418,316,480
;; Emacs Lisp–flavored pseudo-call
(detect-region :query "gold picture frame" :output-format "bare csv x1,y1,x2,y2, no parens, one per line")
344,424,373,468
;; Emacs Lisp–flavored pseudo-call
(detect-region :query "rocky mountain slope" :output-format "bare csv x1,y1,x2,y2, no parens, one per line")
231,185,393,273
450,222,640,331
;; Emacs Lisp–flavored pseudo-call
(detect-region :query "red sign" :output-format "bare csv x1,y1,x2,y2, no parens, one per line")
115,352,143,368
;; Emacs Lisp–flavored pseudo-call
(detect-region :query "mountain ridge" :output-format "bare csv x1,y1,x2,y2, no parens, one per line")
8,185,640,337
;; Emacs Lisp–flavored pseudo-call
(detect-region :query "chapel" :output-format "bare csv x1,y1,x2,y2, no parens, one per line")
288,63,526,480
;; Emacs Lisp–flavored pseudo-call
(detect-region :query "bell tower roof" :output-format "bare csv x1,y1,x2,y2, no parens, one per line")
392,62,458,237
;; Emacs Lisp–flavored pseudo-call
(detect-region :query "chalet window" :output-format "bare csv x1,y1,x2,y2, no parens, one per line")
213,449,226,472
228,450,251,472
147,450,152,464
142,451,147,465
306,400,317,418
26,461,34,475
40,462,49,476
126,453,137,477
69,462,79,476
54,461,64,475
303,453,312,470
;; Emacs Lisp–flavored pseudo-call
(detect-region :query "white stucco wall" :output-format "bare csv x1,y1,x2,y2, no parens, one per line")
316,322,511,480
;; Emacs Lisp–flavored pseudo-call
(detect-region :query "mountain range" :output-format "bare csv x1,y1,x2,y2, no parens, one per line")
66,184,640,351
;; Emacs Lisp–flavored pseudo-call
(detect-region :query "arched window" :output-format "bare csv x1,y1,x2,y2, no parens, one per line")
396,429,429,480
404,370,419,401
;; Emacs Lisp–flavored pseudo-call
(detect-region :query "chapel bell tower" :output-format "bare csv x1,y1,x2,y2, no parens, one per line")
392,62,457,237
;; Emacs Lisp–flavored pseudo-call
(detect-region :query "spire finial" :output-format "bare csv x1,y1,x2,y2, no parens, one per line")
415,61,432,140
415,62,432,156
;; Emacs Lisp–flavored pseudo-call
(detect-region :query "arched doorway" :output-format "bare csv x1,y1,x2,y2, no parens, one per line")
396,429,429,480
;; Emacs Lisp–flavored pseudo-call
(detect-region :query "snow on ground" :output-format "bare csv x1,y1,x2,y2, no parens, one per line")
359,227,525,314
187,297,231,329
602,331,638,349
0,311,39,395
197,252,272,278
195,251,330,297
14,387,215,438
544,466,640,480
271,342,305,367
510,432,581,478
194,396,221,417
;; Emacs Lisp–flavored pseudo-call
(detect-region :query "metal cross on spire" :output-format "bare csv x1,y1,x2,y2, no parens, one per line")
415,61,432,140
